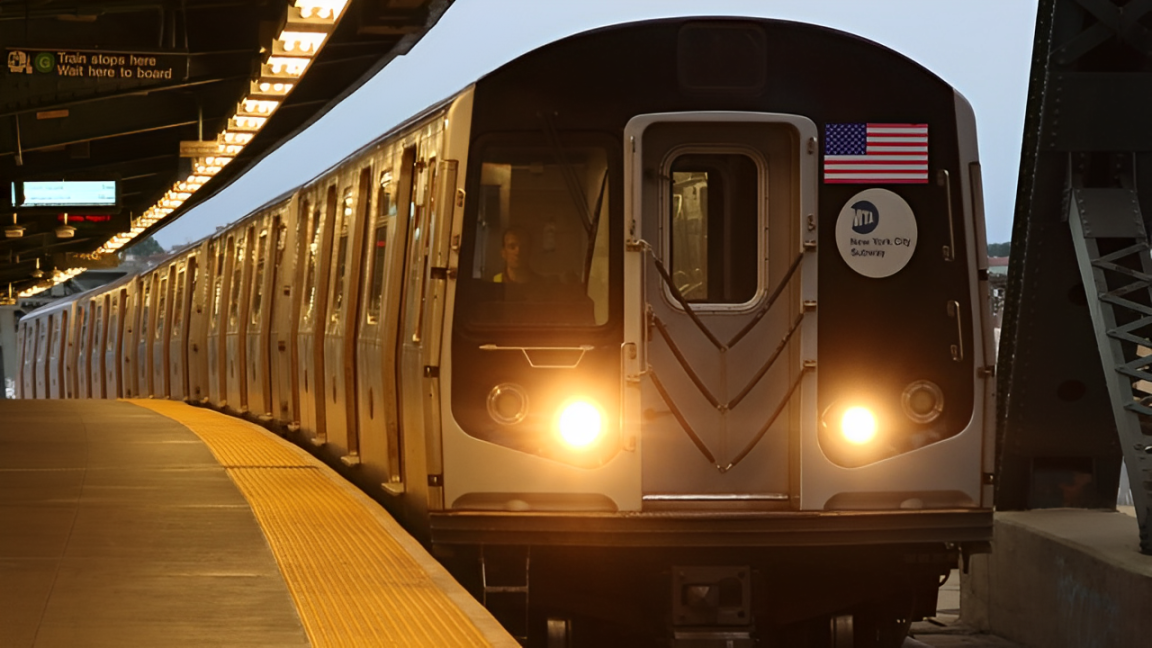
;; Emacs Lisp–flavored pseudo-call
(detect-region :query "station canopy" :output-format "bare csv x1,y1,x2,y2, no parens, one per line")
0,0,450,299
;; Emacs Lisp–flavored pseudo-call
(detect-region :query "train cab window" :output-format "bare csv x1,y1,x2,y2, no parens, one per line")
668,152,760,305
462,143,612,328
366,171,393,324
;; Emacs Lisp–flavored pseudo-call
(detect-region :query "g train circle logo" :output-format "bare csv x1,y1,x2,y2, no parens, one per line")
835,188,918,279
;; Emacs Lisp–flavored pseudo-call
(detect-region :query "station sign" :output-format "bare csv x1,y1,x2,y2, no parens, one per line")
5,49,182,83
54,212,130,235
11,180,118,208
179,139,223,157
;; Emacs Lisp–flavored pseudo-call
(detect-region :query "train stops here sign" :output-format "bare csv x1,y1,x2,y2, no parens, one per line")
6,49,181,83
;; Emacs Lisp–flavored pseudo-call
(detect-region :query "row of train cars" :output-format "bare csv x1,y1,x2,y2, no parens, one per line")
15,17,997,647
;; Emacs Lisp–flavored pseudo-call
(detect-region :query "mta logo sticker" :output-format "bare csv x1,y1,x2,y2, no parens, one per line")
850,200,879,234
835,188,918,279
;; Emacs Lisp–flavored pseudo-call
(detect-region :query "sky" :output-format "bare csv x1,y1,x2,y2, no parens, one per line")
152,0,1039,250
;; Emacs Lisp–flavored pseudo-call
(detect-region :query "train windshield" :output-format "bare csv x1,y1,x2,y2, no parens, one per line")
461,142,611,329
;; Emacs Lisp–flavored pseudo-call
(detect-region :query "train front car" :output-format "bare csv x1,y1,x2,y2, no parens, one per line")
436,18,994,647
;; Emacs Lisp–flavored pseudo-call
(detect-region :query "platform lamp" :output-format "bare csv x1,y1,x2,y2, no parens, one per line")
5,213,24,238
56,213,75,239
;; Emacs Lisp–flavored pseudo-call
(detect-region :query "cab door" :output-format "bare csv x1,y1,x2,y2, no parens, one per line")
623,113,818,508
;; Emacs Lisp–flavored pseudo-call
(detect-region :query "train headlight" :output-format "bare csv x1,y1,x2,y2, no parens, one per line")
902,380,944,424
487,383,528,425
556,398,603,449
840,406,877,445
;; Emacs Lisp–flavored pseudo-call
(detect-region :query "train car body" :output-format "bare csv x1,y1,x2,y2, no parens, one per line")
18,18,994,647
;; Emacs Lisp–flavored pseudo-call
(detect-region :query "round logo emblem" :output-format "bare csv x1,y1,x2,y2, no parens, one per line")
33,52,55,74
835,188,918,278
849,200,880,235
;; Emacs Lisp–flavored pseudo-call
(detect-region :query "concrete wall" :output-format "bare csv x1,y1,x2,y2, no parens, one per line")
963,510,1152,648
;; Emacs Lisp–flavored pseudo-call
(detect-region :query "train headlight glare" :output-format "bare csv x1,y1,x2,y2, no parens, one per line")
841,407,877,445
557,399,602,448
902,380,944,423
487,383,528,425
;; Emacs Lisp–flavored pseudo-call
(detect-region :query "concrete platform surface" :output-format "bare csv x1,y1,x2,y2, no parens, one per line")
962,508,1152,648
0,399,308,648
0,399,516,648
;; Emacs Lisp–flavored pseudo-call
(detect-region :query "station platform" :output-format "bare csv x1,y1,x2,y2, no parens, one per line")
0,399,516,648
962,508,1152,648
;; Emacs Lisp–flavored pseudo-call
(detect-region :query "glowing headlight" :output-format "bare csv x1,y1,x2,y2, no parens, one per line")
840,406,877,445
557,399,603,448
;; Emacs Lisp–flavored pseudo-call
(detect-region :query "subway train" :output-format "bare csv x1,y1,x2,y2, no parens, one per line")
16,17,996,648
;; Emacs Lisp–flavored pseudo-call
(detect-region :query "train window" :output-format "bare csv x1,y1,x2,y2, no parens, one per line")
94,301,104,353
51,315,61,360
303,205,325,325
251,228,268,326
156,275,168,340
37,317,48,362
366,171,393,325
78,304,89,355
275,217,288,269
211,241,225,333
173,266,186,337
228,233,246,333
108,295,119,351
463,143,611,328
330,187,353,326
139,281,150,342
668,152,759,304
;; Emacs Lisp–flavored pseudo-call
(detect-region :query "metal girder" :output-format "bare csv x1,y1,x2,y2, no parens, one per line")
1001,0,1152,552
1068,188,1152,553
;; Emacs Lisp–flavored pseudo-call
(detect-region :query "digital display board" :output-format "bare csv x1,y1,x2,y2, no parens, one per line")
11,180,118,207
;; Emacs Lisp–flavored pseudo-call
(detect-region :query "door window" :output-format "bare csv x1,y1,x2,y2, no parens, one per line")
668,152,760,304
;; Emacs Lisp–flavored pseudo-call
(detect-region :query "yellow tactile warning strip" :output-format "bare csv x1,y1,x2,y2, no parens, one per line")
127,399,515,648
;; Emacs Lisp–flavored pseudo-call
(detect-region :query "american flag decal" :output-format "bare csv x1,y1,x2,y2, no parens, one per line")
823,123,928,184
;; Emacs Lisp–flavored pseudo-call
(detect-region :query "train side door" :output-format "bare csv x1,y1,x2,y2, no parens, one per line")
105,290,123,398
136,277,153,397
49,313,62,397
34,316,48,398
226,229,251,411
396,150,442,510
378,147,417,490
61,309,73,398
76,304,90,398
247,223,272,418
170,261,190,400
92,295,107,399
623,113,817,509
